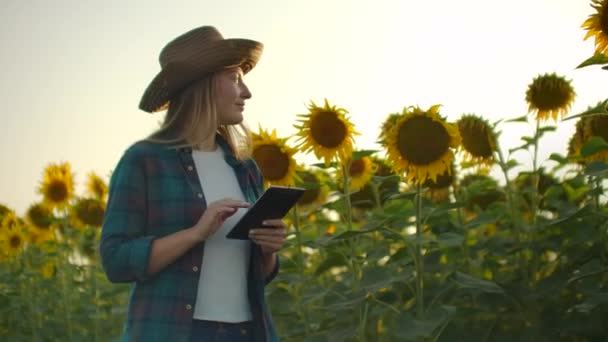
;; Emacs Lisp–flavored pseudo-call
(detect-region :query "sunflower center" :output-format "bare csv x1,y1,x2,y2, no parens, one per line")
9,235,22,249
253,145,290,181
591,115,608,141
601,5,608,34
529,80,572,111
310,112,347,148
459,122,493,158
47,181,68,202
425,169,453,189
397,116,449,165
297,173,321,205
28,205,52,229
349,159,366,178
76,199,105,226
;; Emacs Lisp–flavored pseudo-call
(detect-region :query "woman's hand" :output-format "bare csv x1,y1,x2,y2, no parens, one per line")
248,219,288,256
193,198,250,241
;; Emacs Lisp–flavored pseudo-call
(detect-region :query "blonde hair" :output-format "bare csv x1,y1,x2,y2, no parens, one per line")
146,73,252,160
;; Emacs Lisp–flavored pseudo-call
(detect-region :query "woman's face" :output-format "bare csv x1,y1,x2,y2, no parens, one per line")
214,67,252,125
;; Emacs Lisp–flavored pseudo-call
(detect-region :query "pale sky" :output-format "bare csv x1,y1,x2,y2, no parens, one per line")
1,0,604,215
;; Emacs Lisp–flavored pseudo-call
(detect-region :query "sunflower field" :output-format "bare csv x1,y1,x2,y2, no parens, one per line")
3,2,608,341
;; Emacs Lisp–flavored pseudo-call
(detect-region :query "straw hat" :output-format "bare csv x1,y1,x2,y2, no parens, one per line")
139,26,263,113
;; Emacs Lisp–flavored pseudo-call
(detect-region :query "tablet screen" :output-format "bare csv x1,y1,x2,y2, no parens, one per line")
226,186,306,240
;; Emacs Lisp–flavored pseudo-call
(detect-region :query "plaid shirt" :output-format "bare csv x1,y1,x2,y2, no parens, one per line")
100,137,280,342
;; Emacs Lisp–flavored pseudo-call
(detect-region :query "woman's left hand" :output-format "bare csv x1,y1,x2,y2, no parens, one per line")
249,219,288,256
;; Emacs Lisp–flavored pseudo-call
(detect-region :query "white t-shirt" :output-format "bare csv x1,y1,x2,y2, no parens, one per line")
191,147,252,322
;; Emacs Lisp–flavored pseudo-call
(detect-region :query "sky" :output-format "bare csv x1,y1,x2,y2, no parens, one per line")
0,0,605,215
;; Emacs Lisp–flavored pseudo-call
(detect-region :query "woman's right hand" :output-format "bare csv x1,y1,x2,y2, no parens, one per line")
193,198,250,241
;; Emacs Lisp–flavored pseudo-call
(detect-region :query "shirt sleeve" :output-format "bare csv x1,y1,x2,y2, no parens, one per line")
99,146,155,283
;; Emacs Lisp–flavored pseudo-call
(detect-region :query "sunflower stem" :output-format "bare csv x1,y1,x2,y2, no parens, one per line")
291,206,311,335
26,250,42,341
61,240,74,341
453,183,472,274
415,183,425,319
342,162,366,340
529,119,542,286
496,147,527,285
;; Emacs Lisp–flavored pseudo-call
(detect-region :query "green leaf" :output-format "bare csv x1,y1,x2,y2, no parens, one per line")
543,205,592,228
314,253,348,276
584,160,608,177
505,115,529,123
576,53,608,69
352,149,379,159
462,213,499,230
329,219,386,241
392,313,442,340
564,99,608,121
581,136,608,158
450,271,504,294
549,153,569,165
360,267,403,291
436,232,465,247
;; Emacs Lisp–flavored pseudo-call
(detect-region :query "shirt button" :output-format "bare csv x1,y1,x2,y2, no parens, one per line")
192,266,198,272
187,165,193,171
197,193,203,198
186,304,192,310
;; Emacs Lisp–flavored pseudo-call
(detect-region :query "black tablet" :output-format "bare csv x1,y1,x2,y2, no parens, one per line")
226,186,306,240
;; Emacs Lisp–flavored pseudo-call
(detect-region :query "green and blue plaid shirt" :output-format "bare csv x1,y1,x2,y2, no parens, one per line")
100,137,279,342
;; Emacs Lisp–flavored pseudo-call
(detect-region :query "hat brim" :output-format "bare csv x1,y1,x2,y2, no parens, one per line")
139,38,263,113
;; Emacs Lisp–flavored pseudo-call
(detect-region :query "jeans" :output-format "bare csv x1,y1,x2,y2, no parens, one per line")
189,320,255,342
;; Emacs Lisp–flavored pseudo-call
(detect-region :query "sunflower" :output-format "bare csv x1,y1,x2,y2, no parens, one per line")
582,0,608,55
583,113,608,161
72,198,106,227
39,162,74,209
251,127,298,187
457,114,497,166
294,99,359,166
86,172,108,199
568,117,588,161
0,219,26,257
423,164,455,203
338,155,377,191
0,204,11,218
515,168,558,211
525,73,576,122
382,105,461,185
350,157,401,209
460,173,505,212
40,261,56,279
378,112,403,145
295,170,330,212
26,202,54,230
26,202,56,243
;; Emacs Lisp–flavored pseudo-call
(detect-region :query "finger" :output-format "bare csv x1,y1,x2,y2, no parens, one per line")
249,235,285,245
250,228,286,237
261,219,287,228
253,240,283,251
213,199,251,209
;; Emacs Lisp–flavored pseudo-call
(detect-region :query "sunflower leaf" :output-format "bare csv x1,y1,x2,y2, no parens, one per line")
563,99,608,121
581,136,608,158
351,150,379,159
311,162,338,169
436,232,465,247
584,161,608,178
449,271,504,294
505,115,529,123
549,153,569,165
576,54,608,69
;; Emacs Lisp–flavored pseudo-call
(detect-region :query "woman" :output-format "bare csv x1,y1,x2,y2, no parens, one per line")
100,26,285,342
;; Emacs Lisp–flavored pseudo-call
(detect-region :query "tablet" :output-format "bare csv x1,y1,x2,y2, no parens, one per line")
226,186,306,240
